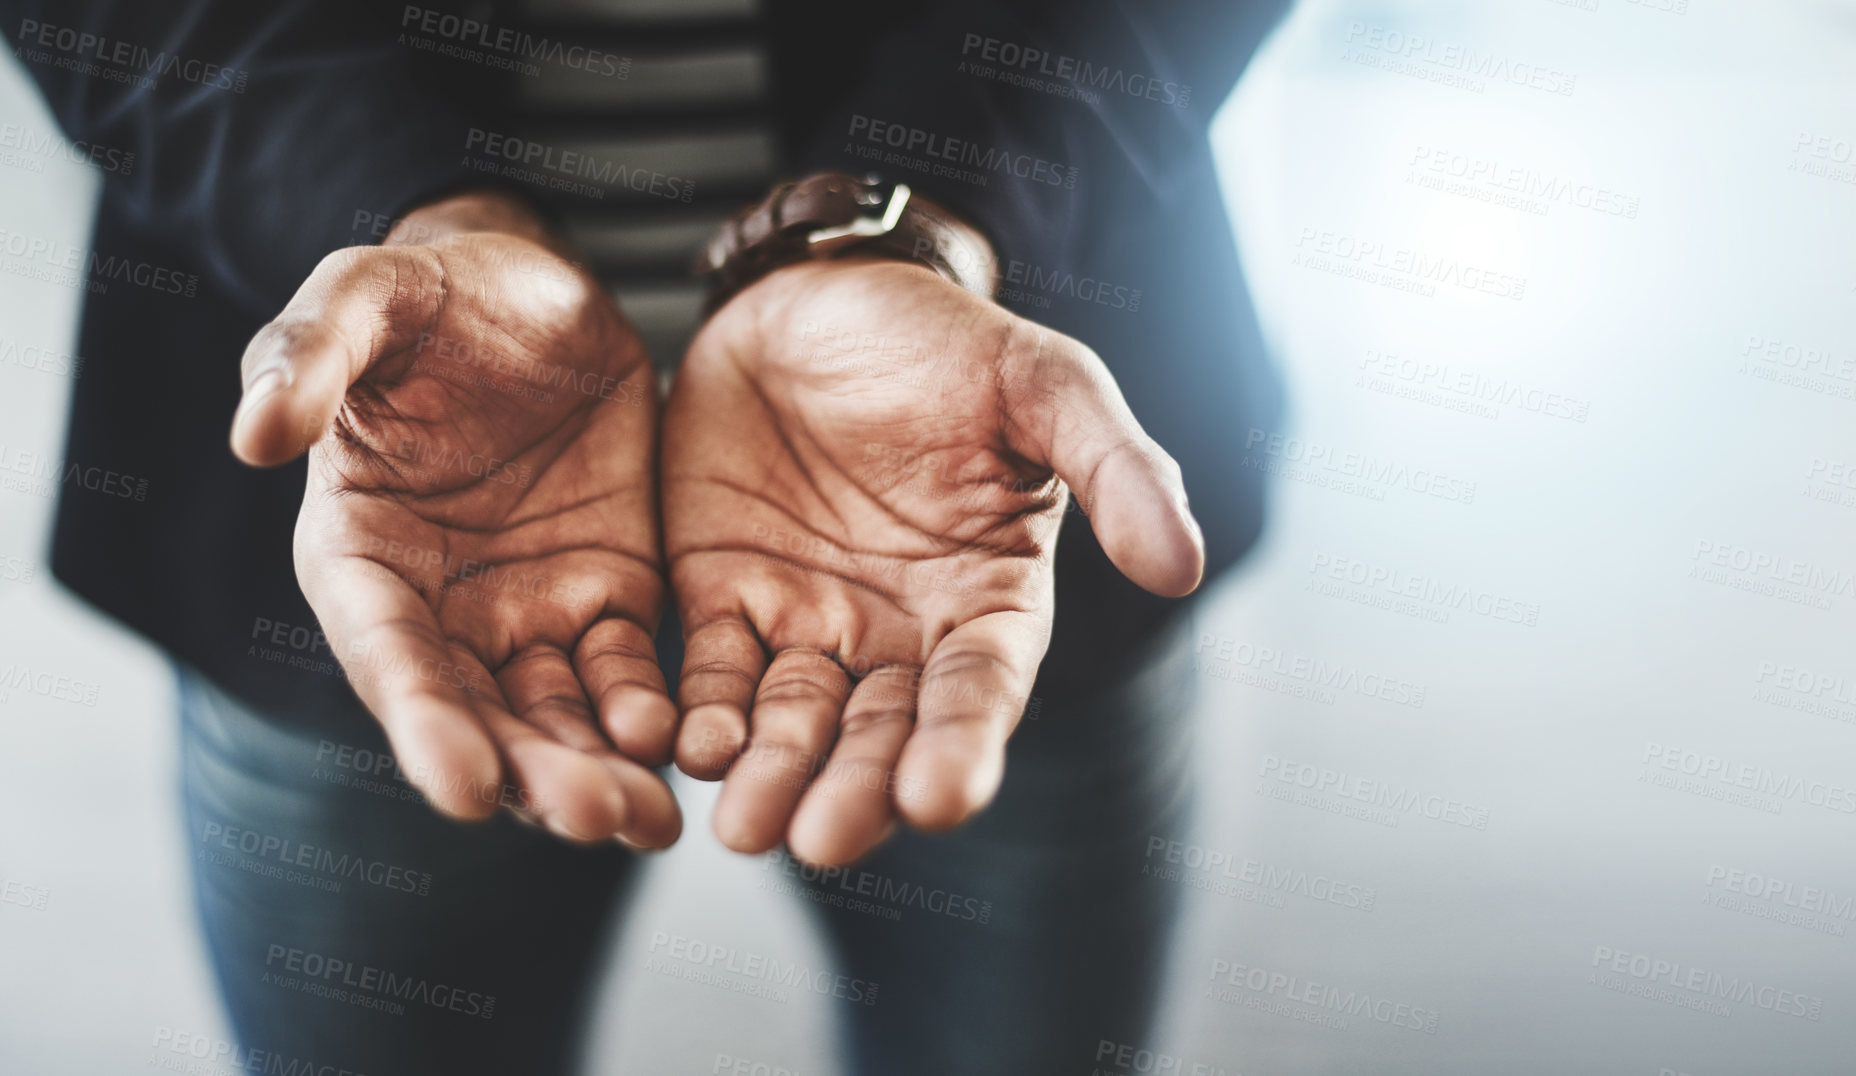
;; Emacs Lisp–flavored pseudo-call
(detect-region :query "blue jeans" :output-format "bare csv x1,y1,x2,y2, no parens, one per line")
177,624,1195,1075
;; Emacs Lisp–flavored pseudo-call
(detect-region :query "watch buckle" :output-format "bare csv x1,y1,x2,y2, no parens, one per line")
806,183,912,250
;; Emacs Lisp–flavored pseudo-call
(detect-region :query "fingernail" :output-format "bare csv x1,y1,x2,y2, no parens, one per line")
237,366,289,420
544,815,596,842
1175,490,1203,535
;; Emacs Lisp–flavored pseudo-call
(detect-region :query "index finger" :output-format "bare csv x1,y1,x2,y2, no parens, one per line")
892,610,1046,832
296,542,506,822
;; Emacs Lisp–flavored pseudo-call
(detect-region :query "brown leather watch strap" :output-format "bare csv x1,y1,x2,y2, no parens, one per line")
697,172,998,311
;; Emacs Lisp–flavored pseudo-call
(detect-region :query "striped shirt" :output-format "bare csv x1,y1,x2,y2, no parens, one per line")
508,0,775,366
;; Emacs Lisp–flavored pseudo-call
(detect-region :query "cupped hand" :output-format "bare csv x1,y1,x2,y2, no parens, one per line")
230,191,680,848
662,256,1202,866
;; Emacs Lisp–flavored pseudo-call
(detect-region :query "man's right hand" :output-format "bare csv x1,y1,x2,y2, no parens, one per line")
229,191,681,848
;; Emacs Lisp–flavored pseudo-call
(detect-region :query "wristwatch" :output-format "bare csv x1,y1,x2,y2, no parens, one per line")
696,172,998,311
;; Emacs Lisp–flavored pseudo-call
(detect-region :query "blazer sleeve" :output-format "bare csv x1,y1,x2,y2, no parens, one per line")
781,0,1290,271
0,0,506,317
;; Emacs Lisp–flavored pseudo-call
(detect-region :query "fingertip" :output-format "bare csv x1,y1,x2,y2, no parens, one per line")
893,742,1004,833
1094,451,1206,598
602,685,678,767
229,378,308,468
786,807,894,868
538,754,631,843
710,757,803,855
1145,520,1205,599
432,795,501,824
712,802,780,854
396,719,504,822
1158,495,1207,597
630,804,684,850
601,758,685,850
675,703,745,779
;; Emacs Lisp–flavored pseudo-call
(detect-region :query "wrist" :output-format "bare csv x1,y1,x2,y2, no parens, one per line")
699,173,999,312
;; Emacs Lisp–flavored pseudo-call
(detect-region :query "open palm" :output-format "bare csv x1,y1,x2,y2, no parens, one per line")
231,198,679,847
663,258,1203,865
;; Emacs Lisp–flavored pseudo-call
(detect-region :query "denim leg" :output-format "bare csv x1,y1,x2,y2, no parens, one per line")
176,667,637,1076
798,623,1198,1075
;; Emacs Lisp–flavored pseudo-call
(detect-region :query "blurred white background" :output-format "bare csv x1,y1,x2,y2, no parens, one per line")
4,1,1856,1073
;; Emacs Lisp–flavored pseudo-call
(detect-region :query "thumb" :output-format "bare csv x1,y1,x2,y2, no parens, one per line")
1005,329,1205,598
230,246,443,467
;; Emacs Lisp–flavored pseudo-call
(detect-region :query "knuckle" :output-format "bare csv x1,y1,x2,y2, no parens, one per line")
841,704,913,736
683,660,759,693
924,648,1014,683
755,677,840,706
